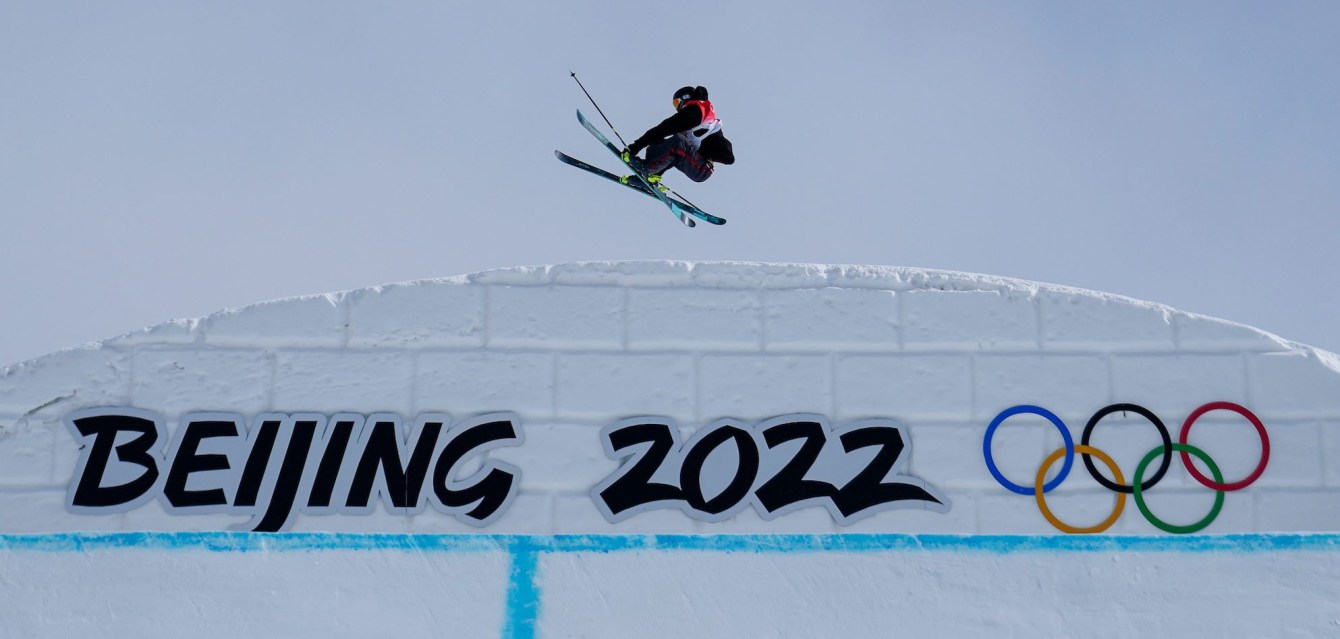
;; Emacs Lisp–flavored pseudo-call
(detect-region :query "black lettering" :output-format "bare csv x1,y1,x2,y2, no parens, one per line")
164,420,236,508
307,419,355,508
70,414,160,508
679,425,759,516
755,421,837,514
596,422,683,517
832,425,942,518
346,420,441,510
234,420,280,508
65,410,533,528
253,419,319,532
433,420,520,522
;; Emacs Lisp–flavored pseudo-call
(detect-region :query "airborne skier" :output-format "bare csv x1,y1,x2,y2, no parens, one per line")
556,73,727,227
620,86,735,185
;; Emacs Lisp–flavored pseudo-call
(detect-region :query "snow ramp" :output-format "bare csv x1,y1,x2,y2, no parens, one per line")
3,261,1339,637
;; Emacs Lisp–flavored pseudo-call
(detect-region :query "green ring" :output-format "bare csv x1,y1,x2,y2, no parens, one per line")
1132,443,1225,534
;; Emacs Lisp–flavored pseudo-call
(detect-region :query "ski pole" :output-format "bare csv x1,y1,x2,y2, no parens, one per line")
569,71,631,149
663,184,705,212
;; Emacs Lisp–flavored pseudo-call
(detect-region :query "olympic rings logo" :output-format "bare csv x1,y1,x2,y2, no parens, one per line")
982,401,1270,534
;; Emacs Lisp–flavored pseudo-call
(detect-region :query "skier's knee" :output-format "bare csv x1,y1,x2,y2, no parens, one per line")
685,169,712,183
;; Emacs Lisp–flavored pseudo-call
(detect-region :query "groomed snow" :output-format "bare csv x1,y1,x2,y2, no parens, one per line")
3,261,1339,638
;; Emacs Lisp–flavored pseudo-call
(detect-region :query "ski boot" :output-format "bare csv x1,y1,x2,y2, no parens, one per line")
621,173,667,192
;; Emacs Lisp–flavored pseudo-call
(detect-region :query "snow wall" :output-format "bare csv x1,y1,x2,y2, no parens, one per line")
3,261,1339,637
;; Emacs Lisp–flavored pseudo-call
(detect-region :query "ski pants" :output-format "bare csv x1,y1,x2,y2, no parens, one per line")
641,137,714,183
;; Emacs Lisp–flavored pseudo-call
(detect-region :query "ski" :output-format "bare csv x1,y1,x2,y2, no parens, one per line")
554,151,727,226
576,109,695,228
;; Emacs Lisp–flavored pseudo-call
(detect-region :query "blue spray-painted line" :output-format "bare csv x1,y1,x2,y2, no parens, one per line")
3,532,1340,554
524,532,1340,554
502,541,541,639
4,532,1339,639
0,531,506,553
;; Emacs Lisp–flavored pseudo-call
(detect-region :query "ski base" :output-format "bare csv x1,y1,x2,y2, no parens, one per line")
554,151,726,225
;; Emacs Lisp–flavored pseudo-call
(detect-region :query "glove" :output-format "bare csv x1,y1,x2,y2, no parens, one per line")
620,148,635,163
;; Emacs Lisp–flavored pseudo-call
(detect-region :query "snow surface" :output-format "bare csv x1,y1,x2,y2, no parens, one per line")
6,260,1336,373
2,533,1338,639
2,261,1339,638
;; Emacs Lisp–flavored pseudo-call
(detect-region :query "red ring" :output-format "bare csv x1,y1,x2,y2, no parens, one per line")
1178,401,1269,491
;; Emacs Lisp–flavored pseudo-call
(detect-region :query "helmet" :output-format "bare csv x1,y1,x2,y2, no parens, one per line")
673,86,708,110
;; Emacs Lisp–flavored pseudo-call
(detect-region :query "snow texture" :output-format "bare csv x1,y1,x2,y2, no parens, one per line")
2,261,1339,638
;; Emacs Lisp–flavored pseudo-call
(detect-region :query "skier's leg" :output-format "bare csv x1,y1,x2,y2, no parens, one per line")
671,147,715,183
640,138,679,176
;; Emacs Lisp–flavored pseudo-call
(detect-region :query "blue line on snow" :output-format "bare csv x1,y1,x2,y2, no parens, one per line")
502,542,541,639
3,532,1338,639
2,532,1339,554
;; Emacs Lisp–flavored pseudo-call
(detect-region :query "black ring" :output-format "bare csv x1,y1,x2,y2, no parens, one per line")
1080,403,1172,494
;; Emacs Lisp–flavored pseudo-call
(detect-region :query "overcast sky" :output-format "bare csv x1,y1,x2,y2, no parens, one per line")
3,2,1338,367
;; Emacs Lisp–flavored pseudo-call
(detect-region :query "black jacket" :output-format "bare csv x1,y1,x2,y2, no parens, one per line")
629,104,735,165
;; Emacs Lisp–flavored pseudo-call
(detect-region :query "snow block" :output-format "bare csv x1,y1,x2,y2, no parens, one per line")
555,352,694,420
131,348,272,417
973,353,1109,421
837,353,972,421
628,288,762,350
1039,288,1176,350
0,348,132,418
273,350,415,413
416,350,554,418
901,288,1037,350
1249,351,1340,417
202,295,346,348
347,282,485,348
764,287,899,351
699,354,832,418
3,261,1335,537
4,261,1340,638
488,285,624,348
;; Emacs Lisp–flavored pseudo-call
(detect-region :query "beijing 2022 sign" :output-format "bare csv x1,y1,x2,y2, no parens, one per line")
63,408,948,532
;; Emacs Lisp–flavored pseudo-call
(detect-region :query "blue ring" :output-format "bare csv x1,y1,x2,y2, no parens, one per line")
983,405,1074,495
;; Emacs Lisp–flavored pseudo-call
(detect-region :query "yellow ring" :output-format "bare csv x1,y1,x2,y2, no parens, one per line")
1035,444,1126,534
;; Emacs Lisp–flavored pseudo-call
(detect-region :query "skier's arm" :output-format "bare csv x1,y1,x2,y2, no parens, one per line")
627,107,704,154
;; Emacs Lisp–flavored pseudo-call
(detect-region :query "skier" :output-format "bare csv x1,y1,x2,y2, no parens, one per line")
620,86,735,185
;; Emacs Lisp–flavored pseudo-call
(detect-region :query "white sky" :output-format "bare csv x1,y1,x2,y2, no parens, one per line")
3,1,1338,367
